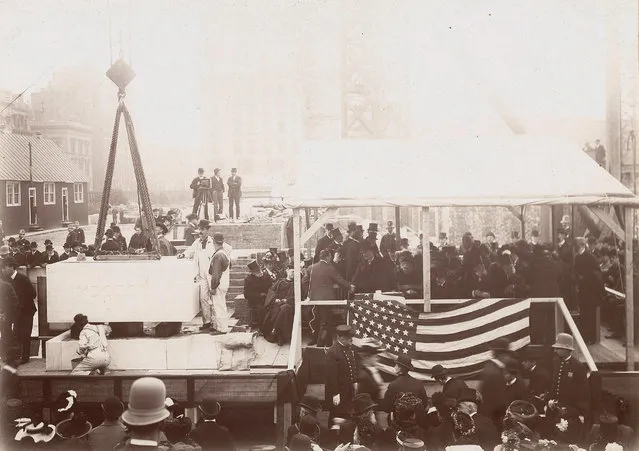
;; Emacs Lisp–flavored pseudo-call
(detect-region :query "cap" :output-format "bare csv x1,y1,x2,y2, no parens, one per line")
336,324,353,337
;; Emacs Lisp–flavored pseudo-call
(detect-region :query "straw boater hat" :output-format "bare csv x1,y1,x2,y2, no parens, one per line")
14,419,57,444
552,333,575,351
121,377,170,427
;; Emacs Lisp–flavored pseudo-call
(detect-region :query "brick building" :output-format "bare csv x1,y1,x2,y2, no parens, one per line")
0,133,88,234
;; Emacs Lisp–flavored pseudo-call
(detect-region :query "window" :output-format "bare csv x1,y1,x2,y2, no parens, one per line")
6,182,20,206
73,183,84,203
44,182,56,205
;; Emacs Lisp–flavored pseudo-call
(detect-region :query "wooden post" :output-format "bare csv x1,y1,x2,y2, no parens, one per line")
624,207,635,370
395,206,401,246
422,207,431,312
293,209,303,364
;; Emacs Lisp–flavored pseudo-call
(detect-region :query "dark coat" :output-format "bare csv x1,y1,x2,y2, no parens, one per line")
357,366,382,403
479,359,508,425
12,251,27,267
58,251,76,262
381,373,428,412
26,251,42,268
6,271,36,316
380,233,397,259
527,365,552,397
550,355,590,416
530,256,561,297
227,175,242,199
505,377,528,406
341,237,362,281
0,279,18,318
574,251,604,305
485,263,509,298
190,176,211,199
472,412,500,450
183,225,198,247
39,252,60,265
243,273,272,304
325,342,358,407
302,261,349,300
442,377,469,401
75,227,86,244
190,420,236,451
115,235,127,251
129,233,151,252
313,235,333,263
352,258,390,293
211,175,225,192
65,230,79,245
101,239,121,252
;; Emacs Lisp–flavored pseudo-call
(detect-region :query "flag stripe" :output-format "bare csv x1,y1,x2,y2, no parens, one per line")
415,310,530,345
416,297,509,319
415,298,525,326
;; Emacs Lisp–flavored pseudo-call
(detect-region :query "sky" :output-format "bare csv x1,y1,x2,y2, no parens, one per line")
0,0,636,152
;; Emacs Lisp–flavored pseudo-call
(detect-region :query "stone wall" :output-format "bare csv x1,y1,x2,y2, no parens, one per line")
198,222,286,250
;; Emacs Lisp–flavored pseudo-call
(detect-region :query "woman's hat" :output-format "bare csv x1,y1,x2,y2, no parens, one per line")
14,420,57,444
121,377,170,426
199,397,221,417
55,414,92,440
396,431,425,449
351,393,377,416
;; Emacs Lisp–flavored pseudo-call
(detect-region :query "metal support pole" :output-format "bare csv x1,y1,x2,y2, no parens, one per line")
293,209,303,365
624,207,635,370
422,207,431,312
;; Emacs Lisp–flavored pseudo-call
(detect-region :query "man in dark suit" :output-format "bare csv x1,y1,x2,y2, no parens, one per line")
456,388,499,450
431,364,468,401
101,229,121,252
325,325,358,425
39,245,59,266
112,226,127,251
1,257,36,364
522,358,551,410
302,249,351,346
342,222,363,283
381,355,428,413
58,242,76,262
26,242,42,268
0,277,18,361
243,259,272,330
547,333,589,442
190,168,212,219
379,220,398,261
183,214,199,247
227,168,242,220
190,397,236,451
313,224,334,263
16,230,30,249
479,338,513,429
73,221,86,244
210,168,225,219
574,237,604,344
351,246,391,293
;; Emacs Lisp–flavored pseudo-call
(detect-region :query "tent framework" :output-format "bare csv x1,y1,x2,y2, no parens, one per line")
282,138,639,371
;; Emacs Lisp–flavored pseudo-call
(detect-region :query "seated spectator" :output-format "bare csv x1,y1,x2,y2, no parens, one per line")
287,395,323,443
88,396,127,451
119,377,171,450
40,244,59,266
112,226,127,251
190,397,236,451
162,417,201,451
26,242,42,268
157,223,177,256
101,229,121,252
396,256,422,299
261,263,295,345
288,433,319,451
59,242,77,261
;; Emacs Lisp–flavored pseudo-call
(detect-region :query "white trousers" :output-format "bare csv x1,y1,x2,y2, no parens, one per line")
197,276,213,324
72,349,110,374
211,270,230,332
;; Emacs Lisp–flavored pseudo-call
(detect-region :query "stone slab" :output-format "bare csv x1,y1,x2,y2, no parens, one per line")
46,257,199,322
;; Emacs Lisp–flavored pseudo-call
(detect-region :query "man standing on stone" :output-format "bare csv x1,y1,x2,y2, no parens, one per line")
209,232,230,335
178,220,215,332
227,168,242,220
211,168,225,219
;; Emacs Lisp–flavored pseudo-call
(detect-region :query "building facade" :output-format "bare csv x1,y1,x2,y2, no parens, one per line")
0,133,88,234
0,89,31,134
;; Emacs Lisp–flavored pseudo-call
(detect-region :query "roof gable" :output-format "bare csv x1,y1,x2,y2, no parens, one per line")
0,133,88,183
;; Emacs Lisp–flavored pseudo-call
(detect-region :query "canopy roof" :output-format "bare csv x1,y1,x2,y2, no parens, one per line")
276,136,639,208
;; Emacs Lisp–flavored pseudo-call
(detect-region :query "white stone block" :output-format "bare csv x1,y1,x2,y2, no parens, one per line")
46,257,199,322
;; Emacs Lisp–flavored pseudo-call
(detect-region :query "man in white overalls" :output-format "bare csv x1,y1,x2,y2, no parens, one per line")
209,232,230,334
178,220,215,331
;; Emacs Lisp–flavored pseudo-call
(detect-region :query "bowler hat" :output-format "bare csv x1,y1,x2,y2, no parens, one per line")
212,232,224,244
347,222,357,233
231,168,237,172
431,364,447,378
121,377,170,426
351,393,377,416
299,395,322,414
396,354,414,371
552,333,574,351
491,338,512,353
325,223,334,231
247,260,260,272
198,219,211,229
44,239,52,245
336,324,353,337
367,223,378,233
199,397,221,417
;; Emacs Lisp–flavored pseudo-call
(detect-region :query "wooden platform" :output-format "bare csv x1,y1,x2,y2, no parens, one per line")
585,326,639,364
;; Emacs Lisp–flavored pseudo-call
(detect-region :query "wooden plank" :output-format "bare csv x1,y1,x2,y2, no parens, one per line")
556,298,598,372
422,207,431,312
37,276,49,337
292,209,303,369
625,207,635,370
300,207,338,245
51,379,114,402
194,377,278,403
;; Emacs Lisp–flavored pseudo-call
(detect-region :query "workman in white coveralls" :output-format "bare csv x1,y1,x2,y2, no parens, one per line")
208,232,230,334
177,219,216,332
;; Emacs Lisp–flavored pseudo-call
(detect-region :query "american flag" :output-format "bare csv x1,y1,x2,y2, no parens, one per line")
349,295,531,380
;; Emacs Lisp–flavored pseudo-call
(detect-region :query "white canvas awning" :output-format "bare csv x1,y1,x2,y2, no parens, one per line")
275,136,639,208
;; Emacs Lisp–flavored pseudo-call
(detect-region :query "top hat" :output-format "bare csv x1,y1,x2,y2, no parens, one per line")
299,395,322,414
277,251,288,261
351,393,377,416
325,223,334,231
457,388,480,405
552,333,574,351
347,222,357,233
212,232,224,244
199,397,221,417
336,324,353,337
367,223,378,233
121,377,170,427
431,364,448,378
491,338,512,353
198,219,211,229
247,260,260,272
356,225,364,232
396,354,414,371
